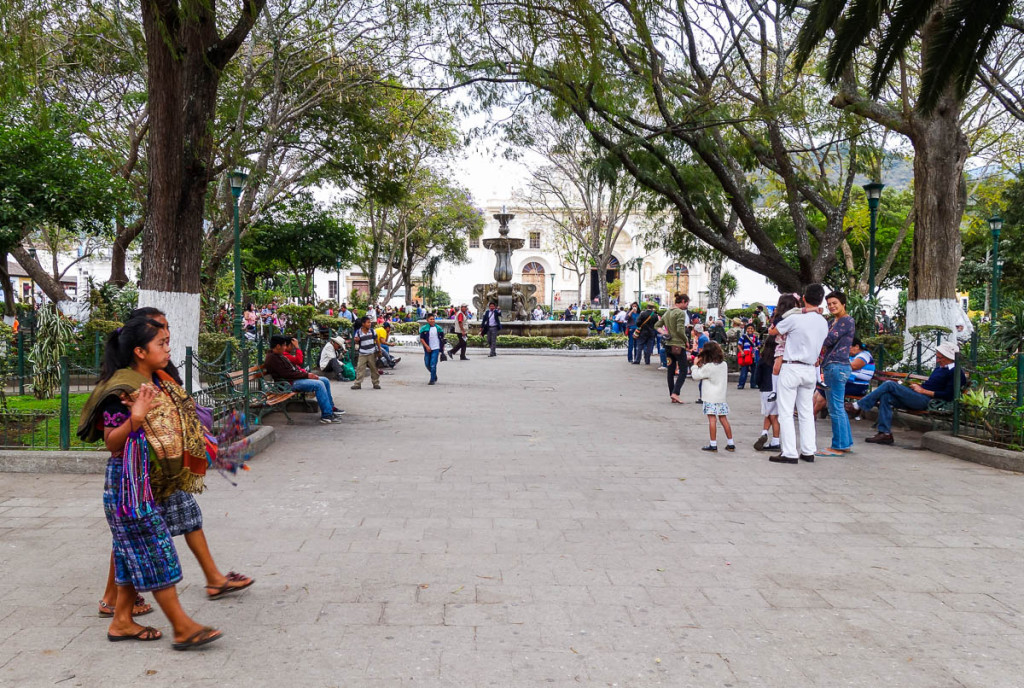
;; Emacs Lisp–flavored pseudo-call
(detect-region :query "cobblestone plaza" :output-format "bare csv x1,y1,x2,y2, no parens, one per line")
2,355,1023,687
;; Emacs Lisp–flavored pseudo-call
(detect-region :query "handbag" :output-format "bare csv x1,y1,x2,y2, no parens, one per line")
738,349,754,366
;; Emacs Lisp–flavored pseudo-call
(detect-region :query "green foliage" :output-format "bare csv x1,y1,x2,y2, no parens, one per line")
347,288,369,312
317,300,339,314
846,293,879,338
81,318,122,344
28,304,75,399
312,315,348,333
87,281,138,322
495,335,555,348
0,106,127,253
198,333,235,362
992,301,1024,353
245,198,358,303
0,321,13,408
862,335,903,368
723,308,756,321
393,322,422,335
276,304,317,335
418,285,451,310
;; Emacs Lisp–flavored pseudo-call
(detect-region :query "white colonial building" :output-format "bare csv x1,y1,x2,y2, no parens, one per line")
312,200,778,313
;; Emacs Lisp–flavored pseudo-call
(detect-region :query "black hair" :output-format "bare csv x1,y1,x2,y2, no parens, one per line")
269,334,291,348
99,317,164,382
803,283,825,307
357,316,370,327
127,306,183,384
852,337,864,349
825,290,847,305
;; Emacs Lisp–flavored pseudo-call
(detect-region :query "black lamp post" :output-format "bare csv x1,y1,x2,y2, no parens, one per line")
863,182,885,297
27,247,37,308
229,170,248,341
989,215,1002,317
549,272,555,313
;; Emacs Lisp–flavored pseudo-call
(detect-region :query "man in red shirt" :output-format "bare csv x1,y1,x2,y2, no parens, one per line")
448,304,470,361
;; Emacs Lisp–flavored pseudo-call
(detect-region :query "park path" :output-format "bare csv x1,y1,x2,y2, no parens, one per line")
2,354,1024,687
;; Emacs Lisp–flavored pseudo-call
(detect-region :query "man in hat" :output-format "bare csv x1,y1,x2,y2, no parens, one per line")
319,335,348,381
847,342,966,445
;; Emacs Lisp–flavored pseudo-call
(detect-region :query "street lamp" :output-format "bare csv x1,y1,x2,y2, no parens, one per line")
674,262,681,292
336,256,342,306
863,181,885,297
229,170,248,341
989,215,1002,317
549,272,555,314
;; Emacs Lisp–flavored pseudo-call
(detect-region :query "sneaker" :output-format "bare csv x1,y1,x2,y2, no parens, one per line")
332,407,345,415
865,432,894,445
658,366,667,371
725,444,735,452
695,398,703,404
372,384,381,390
701,445,718,452
753,435,768,451
350,385,361,390
319,417,334,424
767,392,777,402
392,357,402,365
769,454,798,464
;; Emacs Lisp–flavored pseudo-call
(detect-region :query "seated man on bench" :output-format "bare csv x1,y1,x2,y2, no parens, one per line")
264,334,342,424
847,342,964,445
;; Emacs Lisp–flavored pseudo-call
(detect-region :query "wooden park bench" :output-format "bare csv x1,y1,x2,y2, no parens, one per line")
846,369,961,430
224,364,315,425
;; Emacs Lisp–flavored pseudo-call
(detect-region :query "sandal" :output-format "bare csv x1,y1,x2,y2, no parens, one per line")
670,395,684,404
107,626,162,642
171,626,222,651
814,449,845,458
206,571,254,600
99,594,154,618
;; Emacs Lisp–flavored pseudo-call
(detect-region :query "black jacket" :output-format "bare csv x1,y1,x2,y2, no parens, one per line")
480,308,502,334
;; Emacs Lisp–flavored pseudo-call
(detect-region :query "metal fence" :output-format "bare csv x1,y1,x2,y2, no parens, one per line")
951,332,1024,450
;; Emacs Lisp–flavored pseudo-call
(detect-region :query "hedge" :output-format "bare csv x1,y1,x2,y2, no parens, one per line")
862,335,903,367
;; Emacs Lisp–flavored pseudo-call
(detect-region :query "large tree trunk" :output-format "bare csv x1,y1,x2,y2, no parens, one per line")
138,0,264,366
108,218,144,287
10,245,71,308
708,259,722,311
0,251,16,320
904,66,971,357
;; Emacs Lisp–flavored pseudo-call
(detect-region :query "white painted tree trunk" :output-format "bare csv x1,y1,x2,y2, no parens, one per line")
903,298,972,366
138,289,200,379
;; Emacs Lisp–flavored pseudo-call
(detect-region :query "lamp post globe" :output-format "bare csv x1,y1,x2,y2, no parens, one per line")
862,182,884,297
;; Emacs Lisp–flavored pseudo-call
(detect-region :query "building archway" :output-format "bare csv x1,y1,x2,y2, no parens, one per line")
590,256,620,304
521,261,546,305
665,263,689,298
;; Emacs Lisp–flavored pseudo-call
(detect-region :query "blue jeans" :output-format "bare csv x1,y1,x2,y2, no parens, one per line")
291,377,335,418
423,349,440,382
824,363,853,450
738,364,752,388
637,334,656,364
857,380,929,434
657,335,667,367
627,329,637,361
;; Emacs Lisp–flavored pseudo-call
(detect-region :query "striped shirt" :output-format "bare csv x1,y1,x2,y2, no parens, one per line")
355,329,377,355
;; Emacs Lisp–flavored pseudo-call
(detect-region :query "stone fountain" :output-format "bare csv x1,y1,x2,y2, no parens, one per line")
468,211,590,338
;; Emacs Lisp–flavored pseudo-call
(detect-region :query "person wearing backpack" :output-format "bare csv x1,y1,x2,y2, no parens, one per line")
633,303,659,365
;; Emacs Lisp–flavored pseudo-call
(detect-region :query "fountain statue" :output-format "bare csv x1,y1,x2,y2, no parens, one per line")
472,211,537,319
467,210,589,338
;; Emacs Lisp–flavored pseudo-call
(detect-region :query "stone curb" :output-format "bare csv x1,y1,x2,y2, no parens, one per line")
0,424,277,475
391,345,625,357
921,430,1024,473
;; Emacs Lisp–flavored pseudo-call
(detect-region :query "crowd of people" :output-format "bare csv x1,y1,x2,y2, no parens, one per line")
629,287,966,462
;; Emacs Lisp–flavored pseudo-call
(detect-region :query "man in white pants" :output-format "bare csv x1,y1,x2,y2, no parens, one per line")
768,284,829,464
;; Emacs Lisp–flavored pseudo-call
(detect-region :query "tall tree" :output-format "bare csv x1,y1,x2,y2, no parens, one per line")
138,0,266,364
518,114,641,307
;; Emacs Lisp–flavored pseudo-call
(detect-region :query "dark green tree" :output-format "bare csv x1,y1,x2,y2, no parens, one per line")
244,199,358,304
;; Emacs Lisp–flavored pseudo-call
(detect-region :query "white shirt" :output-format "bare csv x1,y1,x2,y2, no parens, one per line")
775,311,829,364
487,310,498,326
427,327,441,350
319,342,342,369
691,361,728,403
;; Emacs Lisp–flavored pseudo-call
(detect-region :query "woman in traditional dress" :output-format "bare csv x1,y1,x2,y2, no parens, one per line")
78,317,221,649
95,309,253,620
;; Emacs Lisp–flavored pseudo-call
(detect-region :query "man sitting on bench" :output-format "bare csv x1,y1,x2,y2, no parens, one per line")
264,334,342,424
848,342,965,445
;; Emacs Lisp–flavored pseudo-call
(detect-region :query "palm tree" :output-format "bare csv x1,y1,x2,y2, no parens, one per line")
787,0,1014,113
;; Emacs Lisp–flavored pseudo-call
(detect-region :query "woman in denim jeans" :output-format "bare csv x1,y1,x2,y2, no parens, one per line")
817,291,855,456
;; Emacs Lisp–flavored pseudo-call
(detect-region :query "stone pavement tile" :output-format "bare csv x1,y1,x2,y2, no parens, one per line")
318,602,384,625
585,584,651,606
812,588,893,609
439,649,513,687
758,587,833,609
510,649,588,684
473,624,545,653
789,651,954,687
416,582,479,605
698,586,771,608
444,603,509,626
382,602,445,626
473,584,532,605
932,591,1016,613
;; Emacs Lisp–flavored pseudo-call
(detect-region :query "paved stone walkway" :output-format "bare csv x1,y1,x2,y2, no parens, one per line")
2,355,1024,687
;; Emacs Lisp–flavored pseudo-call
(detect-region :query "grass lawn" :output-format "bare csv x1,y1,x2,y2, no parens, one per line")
0,393,94,449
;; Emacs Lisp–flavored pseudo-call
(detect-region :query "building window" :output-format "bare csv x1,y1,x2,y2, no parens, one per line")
328,280,338,300
665,263,689,297
529,231,540,249
469,235,480,248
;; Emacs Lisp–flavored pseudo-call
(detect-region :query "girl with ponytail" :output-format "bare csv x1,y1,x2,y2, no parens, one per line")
77,317,222,650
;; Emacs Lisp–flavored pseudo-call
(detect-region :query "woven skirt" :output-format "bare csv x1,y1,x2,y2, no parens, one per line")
103,457,182,592
158,490,204,537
